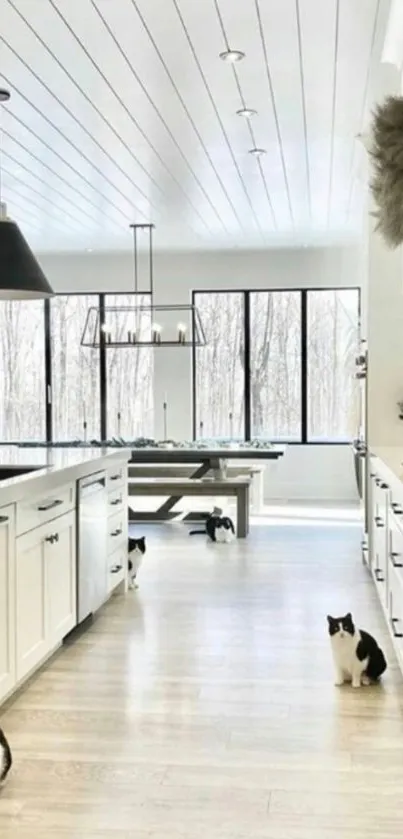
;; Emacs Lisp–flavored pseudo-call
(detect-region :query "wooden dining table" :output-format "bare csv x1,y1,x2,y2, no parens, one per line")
129,444,285,522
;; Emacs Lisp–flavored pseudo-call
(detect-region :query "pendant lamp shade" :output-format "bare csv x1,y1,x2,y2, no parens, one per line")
0,214,53,299
0,89,54,299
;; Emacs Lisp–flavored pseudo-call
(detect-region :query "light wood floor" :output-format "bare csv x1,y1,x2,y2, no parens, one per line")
1,510,403,838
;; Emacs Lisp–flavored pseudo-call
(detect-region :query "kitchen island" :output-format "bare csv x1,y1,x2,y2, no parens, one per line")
0,446,130,707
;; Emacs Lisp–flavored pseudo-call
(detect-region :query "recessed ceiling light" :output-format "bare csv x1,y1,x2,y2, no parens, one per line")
248,148,266,157
0,89,10,103
219,49,245,63
85,248,93,253
237,108,257,118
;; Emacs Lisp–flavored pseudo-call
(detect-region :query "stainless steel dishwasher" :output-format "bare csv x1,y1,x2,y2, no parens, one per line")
77,470,107,624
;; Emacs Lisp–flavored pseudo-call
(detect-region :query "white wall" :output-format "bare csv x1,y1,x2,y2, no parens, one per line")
39,246,363,502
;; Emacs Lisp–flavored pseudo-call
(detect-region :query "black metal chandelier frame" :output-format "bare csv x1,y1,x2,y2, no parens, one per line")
81,224,207,349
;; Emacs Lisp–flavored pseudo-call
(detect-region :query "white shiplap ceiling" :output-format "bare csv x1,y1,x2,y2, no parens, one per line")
0,0,389,252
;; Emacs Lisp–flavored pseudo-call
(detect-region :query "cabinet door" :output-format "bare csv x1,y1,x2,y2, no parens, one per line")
388,564,403,666
47,510,76,645
15,527,48,682
0,505,16,701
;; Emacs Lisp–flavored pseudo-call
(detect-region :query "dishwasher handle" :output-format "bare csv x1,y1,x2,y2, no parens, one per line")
79,471,107,492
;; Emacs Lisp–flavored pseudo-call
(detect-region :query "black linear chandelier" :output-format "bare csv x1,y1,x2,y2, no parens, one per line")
81,224,206,348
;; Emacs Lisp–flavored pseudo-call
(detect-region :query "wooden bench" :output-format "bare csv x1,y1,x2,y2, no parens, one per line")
128,464,265,512
128,477,251,537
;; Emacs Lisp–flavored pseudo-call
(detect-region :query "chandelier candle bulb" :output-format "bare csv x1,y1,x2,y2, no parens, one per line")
178,323,187,344
152,323,161,344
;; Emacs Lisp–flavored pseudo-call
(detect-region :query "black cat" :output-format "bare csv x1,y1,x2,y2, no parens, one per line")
128,536,146,589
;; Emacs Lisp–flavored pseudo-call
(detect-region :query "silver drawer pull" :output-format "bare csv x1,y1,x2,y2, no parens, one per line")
110,528,122,537
110,497,122,506
0,515,9,524
38,499,63,512
110,474,121,481
375,568,385,583
110,564,123,574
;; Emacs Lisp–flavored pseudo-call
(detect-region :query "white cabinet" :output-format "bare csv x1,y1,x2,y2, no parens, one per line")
0,505,15,702
16,510,76,682
368,455,403,673
47,511,76,646
16,525,48,681
107,465,128,595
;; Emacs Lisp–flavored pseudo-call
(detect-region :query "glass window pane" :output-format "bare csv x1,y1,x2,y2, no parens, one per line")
105,294,154,439
250,291,302,441
51,295,101,441
194,292,244,440
307,289,359,442
0,300,46,441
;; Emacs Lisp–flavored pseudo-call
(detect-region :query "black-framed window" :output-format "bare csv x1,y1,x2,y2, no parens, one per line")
0,300,46,441
105,294,153,438
193,288,360,444
0,292,154,443
50,294,101,441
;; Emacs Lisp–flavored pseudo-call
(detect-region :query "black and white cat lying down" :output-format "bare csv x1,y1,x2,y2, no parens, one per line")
189,507,235,542
0,727,12,785
328,613,387,688
128,536,146,589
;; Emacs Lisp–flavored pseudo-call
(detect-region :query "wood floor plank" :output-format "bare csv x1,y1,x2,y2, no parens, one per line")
0,516,402,838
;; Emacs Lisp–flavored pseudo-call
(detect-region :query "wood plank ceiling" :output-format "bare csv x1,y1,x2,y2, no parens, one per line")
0,0,390,252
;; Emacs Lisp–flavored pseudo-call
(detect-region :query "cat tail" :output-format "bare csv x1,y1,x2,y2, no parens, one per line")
0,729,12,782
188,529,206,536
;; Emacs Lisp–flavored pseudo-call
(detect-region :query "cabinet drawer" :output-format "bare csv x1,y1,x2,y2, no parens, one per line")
107,464,126,491
108,487,125,516
107,509,127,556
389,511,403,572
16,483,75,536
388,564,403,647
108,545,126,593
0,505,16,702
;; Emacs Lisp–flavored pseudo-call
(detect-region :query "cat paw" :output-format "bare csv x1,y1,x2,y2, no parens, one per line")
352,680,361,689
334,678,345,686
361,675,371,686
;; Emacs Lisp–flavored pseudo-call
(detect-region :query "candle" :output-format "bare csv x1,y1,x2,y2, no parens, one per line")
152,323,161,343
101,324,111,343
177,323,187,344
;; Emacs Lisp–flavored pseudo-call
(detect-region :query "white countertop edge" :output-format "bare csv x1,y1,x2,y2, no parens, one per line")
370,446,403,484
0,448,131,508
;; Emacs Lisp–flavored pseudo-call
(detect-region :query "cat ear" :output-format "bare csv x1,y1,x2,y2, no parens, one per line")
345,612,352,621
326,615,333,624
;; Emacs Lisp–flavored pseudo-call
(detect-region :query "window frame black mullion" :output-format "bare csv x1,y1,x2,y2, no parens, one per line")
301,290,308,444
44,298,52,443
99,293,107,442
191,290,197,440
244,291,251,441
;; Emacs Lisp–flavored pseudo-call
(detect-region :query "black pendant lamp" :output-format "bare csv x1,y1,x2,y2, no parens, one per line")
0,89,53,299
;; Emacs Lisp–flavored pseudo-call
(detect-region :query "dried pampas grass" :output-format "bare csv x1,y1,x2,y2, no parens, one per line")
370,95,403,248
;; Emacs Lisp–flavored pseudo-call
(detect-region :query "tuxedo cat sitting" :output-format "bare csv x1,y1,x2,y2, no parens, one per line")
189,507,235,543
327,613,387,688
128,536,146,589
0,727,12,785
